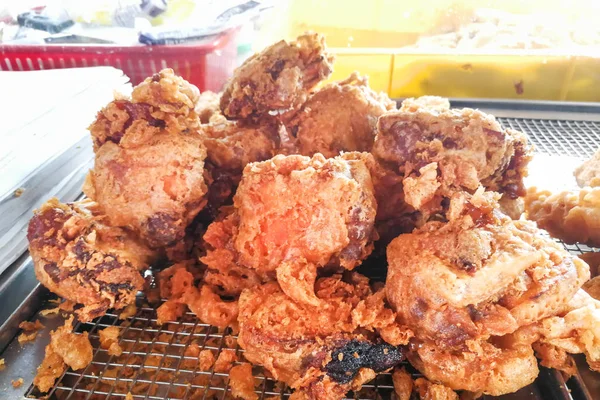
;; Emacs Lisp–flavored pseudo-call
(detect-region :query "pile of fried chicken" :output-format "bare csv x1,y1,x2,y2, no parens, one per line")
26,32,600,399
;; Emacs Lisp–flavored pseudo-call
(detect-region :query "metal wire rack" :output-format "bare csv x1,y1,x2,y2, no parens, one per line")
22,116,600,400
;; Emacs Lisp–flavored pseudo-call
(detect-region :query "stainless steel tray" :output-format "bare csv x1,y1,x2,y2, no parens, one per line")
1,100,600,399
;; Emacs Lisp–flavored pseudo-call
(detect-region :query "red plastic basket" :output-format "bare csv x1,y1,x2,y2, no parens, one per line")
0,29,238,91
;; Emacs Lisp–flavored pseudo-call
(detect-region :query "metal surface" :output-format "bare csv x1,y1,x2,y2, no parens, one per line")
1,104,600,399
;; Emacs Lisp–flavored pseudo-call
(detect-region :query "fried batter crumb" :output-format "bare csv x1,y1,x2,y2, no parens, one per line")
11,378,24,388
0,358,5,370
99,326,123,356
39,307,60,316
14,188,24,197
18,319,44,344
199,349,216,371
125,392,134,400
119,303,137,319
229,363,258,400
214,349,237,373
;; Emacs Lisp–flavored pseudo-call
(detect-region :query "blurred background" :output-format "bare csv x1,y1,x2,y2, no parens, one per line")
1,0,600,100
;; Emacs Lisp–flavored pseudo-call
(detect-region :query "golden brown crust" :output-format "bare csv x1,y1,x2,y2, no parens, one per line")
201,153,378,306
196,91,221,124
86,69,208,248
386,191,588,348
220,33,334,119
525,186,600,247
373,104,532,214
229,363,258,400
238,274,408,400
34,317,93,393
574,149,600,188
287,72,396,158
27,199,152,321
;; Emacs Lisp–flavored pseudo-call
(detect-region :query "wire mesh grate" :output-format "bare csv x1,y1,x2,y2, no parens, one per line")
23,116,600,399
499,118,600,158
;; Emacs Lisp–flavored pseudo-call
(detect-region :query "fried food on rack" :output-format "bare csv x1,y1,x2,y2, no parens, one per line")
574,149,600,187
199,115,281,219
85,69,208,248
238,273,409,400
220,33,334,119
286,72,396,158
385,190,589,395
373,101,532,215
99,326,123,356
28,199,154,322
201,153,378,307
196,91,221,124
532,290,600,372
392,368,458,400
524,186,600,247
34,316,93,393
399,95,450,113
229,363,258,400
580,252,600,278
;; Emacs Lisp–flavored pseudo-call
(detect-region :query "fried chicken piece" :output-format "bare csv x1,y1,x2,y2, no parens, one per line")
196,91,221,124
201,153,378,307
574,149,600,188
28,199,153,322
392,367,459,400
524,186,600,247
229,363,258,400
387,189,588,348
580,252,600,278
385,190,589,395
199,116,281,219
583,276,600,300
220,33,334,119
373,102,532,215
408,338,538,396
85,69,208,248
34,316,93,393
286,72,395,158
238,273,408,400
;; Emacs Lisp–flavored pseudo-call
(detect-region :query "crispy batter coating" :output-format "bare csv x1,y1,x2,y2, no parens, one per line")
287,72,395,158
574,149,600,187
85,69,208,248
385,190,589,395
199,116,281,219
238,273,408,400
220,33,334,119
525,186,600,247
28,199,152,322
373,102,532,214
399,96,450,113
580,252,600,278
99,326,123,356
214,349,238,373
536,289,600,371
387,190,588,347
201,153,377,306
229,363,258,400
34,316,93,393
392,367,459,400
408,339,538,396
196,91,221,124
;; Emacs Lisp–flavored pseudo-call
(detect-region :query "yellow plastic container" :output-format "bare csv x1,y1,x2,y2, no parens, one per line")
286,0,600,101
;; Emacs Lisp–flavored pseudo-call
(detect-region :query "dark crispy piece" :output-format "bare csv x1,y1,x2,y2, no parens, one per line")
287,72,396,158
28,198,153,321
220,33,334,119
85,68,208,248
238,274,408,400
